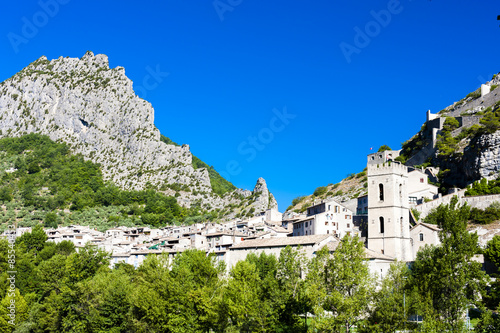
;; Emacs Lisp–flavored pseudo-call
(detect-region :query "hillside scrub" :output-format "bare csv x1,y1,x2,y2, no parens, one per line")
0,133,214,230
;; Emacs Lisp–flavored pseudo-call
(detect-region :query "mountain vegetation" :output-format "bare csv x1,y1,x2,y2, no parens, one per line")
286,169,368,213
0,133,218,232
0,52,275,216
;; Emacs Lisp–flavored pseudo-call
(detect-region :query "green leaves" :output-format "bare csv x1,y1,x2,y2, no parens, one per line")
308,235,374,332
411,197,487,331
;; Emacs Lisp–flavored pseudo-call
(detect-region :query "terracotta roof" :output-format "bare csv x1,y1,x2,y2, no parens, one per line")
230,234,332,249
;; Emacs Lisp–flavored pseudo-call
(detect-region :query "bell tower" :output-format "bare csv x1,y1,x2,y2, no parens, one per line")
367,151,412,262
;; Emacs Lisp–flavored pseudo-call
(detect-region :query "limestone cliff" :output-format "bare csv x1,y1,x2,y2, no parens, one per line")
0,52,277,214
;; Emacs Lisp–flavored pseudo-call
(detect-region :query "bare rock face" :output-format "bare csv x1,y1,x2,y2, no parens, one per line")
463,131,500,181
250,178,279,212
0,52,278,213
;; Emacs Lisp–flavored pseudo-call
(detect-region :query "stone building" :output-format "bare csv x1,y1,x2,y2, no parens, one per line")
367,151,413,262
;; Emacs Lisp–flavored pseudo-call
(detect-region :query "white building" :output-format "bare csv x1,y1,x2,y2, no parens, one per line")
292,199,354,238
408,168,439,205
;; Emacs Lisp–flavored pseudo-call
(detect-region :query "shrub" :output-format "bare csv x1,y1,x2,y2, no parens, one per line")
291,196,306,206
313,186,328,197
0,187,13,202
377,145,392,152
465,88,481,100
470,203,500,225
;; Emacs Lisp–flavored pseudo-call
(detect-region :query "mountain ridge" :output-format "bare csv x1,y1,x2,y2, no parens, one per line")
0,51,278,216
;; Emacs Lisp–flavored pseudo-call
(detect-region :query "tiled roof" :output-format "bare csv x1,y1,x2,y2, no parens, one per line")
230,234,332,249
411,222,441,232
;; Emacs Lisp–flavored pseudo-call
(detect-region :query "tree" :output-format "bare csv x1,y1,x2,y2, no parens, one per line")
275,245,309,331
485,235,500,270
44,212,59,229
364,261,413,333
309,235,374,333
0,187,13,202
410,196,487,331
378,145,392,152
65,244,109,284
225,260,272,332
16,224,47,254
0,289,28,332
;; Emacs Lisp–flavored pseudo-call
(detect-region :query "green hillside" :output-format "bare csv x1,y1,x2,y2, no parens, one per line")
0,134,216,232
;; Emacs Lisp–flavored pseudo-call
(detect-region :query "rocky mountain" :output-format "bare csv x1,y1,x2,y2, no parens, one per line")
0,51,278,215
400,73,500,189
285,72,500,212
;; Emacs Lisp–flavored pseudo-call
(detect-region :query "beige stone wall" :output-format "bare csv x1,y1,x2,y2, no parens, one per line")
410,225,440,259
367,155,412,261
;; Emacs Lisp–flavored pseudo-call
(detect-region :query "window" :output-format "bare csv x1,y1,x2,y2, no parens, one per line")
305,222,308,227
345,215,351,219
379,184,384,201
399,184,402,198
325,221,328,226
379,217,384,233
333,222,336,226
328,205,331,210
420,178,424,183
347,223,350,228
419,233,424,241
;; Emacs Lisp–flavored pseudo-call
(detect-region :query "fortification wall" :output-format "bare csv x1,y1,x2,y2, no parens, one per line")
414,189,500,219
447,87,500,118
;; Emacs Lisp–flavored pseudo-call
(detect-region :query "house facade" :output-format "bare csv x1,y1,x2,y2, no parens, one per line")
292,199,354,238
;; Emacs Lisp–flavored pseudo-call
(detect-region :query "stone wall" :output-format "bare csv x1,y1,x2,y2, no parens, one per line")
414,189,500,219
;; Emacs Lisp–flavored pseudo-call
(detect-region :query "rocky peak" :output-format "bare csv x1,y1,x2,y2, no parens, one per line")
251,177,278,211
0,52,279,216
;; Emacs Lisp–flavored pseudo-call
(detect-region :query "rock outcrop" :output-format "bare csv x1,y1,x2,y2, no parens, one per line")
0,52,278,213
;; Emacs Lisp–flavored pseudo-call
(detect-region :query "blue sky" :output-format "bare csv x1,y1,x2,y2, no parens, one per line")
1,0,499,210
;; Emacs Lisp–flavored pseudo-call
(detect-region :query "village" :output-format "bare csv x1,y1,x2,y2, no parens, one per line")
6,142,492,279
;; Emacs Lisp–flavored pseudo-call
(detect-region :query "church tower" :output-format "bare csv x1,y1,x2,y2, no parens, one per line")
367,151,412,262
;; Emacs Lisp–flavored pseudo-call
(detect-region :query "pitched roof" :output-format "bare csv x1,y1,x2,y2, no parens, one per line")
364,248,396,261
229,234,332,249
411,222,441,232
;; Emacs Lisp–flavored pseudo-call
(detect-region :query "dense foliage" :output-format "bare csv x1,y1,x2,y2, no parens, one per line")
160,134,236,196
0,134,215,231
412,197,487,332
466,177,500,196
0,232,373,332
1,200,499,332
